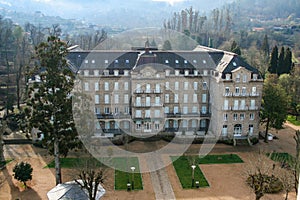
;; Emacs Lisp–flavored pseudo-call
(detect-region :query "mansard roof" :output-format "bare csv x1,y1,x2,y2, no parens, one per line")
67,45,260,76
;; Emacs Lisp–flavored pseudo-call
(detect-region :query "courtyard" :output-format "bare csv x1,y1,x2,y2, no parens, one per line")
0,122,298,200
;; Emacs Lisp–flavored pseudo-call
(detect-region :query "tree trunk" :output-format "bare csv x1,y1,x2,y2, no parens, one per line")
0,125,5,167
285,191,288,200
54,138,62,185
264,117,270,143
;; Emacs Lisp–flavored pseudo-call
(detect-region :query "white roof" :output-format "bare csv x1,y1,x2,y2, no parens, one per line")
47,180,105,200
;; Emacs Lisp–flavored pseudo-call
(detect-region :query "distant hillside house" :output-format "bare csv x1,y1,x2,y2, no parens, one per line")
67,45,263,142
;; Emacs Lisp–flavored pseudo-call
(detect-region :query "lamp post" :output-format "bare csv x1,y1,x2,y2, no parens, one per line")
191,164,196,188
130,166,135,190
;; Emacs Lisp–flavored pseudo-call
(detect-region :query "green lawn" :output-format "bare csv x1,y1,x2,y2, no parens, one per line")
287,115,300,126
267,152,295,164
113,157,143,190
171,156,209,189
46,157,143,191
197,154,244,164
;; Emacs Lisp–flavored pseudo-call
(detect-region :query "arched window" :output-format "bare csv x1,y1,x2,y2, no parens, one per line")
234,124,242,136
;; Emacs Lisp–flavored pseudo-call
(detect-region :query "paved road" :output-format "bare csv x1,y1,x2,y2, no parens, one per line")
140,155,176,200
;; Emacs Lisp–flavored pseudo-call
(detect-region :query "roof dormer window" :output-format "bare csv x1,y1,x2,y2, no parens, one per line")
105,60,108,64
165,60,169,64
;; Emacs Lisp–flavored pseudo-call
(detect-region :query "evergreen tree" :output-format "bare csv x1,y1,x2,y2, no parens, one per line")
25,36,78,185
284,47,293,74
277,46,285,75
261,34,270,60
13,162,33,188
230,40,241,55
162,40,172,50
268,45,278,74
150,38,157,48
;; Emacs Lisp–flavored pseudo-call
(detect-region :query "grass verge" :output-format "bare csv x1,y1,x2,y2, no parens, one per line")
197,154,244,164
171,156,209,189
287,115,300,126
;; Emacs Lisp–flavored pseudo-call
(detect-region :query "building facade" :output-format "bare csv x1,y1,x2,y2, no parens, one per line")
68,45,263,140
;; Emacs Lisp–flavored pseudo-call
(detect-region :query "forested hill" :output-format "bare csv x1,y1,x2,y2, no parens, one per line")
232,0,300,19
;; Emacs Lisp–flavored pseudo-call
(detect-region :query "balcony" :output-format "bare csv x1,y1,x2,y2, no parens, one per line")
165,113,182,118
249,106,259,110
249,93,260,97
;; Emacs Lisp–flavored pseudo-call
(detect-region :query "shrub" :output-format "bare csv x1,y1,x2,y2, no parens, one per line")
13,162,33,188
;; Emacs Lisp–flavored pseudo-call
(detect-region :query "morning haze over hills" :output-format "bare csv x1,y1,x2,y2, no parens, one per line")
0,0,234,27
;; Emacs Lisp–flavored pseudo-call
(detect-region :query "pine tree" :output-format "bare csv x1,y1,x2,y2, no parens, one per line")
268,45,278,74
284,47,293,74
230,40,241,55
277,46,285,75
162,40,172,50
261,34,270,61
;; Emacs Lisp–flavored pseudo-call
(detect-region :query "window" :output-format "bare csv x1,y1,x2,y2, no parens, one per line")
146,96,151,106
184,82,189,90
174,106,179,114
185,70,189,76
253,74,258,80
250,113,254,120
165,82,170,90
164,106,169,113
104,70,109,76
124,121,130,129
192,106,198,113
225,87,230,95
184,94,188,103
233,113,238,121
222,125,228,136
234,124,242,135
202,82,207,90
234,100,239,110
124,107,130,114
104,60,108,64
124,82,129,90
155,110,160,118
194,70,198,76
173,120,178,128
224,113,228,121
114,94,119,104
114,121,119,129
126,59,130,64
200,120,206,128
235,87,240,95
175,70,180,76
114,107,119,114
165,59,169,64
94,70,99,76
193,82,198,90
136,97,141,106
192,120,197,128
182,120,188,128
193,94,197,103
155,121,160,130
174,94,179,103
201,106,207,114
236,74,240,82
165,94,169,103
114,70,119,76
145,110,151,118
251,87,257,96
136,121,141,130
240,113,245,120
165,120,169,128
202,94,207,103
250,100,256,109
175,82,179,90
114,82,119,90
241,87,246,96
146,84,151,93
136,84,141,93
104,82,109,91
84,70,89,76
95,95,100,104
224,100,229,110
155,83,160,93
203,70,208,76
225,74,231,80
155,97,161,105
84,82,89,91
124,70,129,76
249,125,254,135
136,110,142,118
165,70,170,76
105,122,110,129
243,74,247,82
104,94,110,104
183,106,188,114
104,107,110,114
95,122,100,130
95,107,100,114
95,82,99,91
240,100,246,110
124,94,129,104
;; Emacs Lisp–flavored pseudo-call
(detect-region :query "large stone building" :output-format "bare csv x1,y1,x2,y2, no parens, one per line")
68,45,263,141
